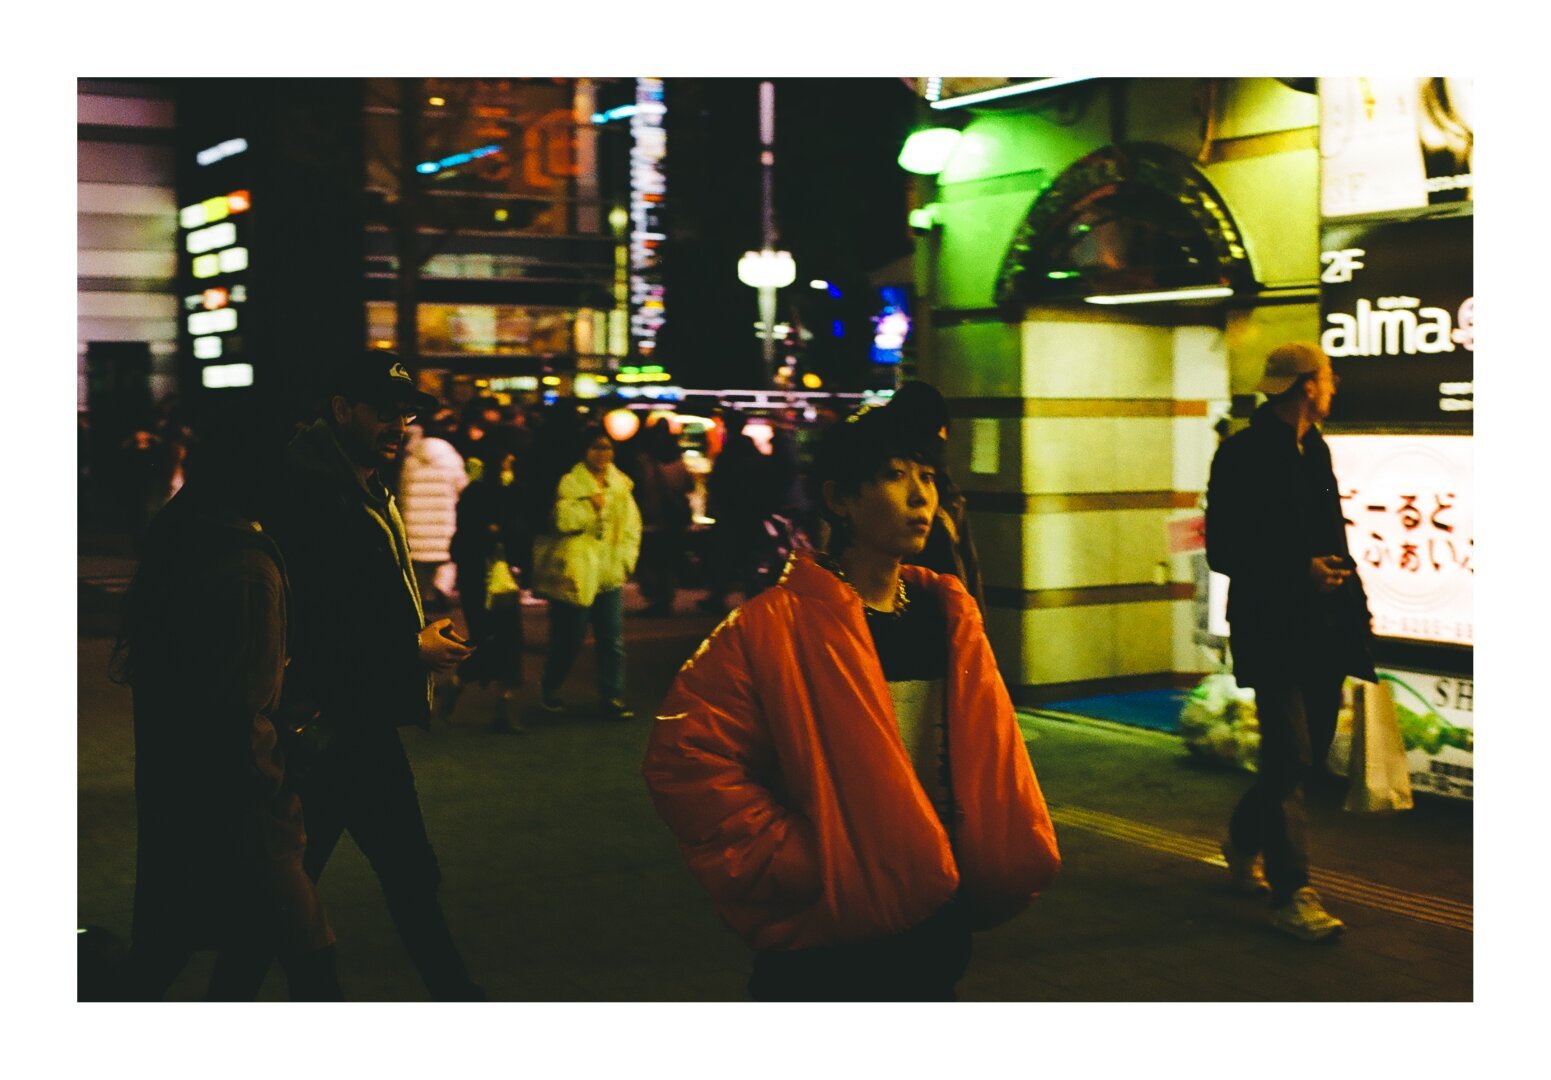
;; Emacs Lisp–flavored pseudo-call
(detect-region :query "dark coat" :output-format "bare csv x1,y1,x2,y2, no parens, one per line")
126,486,330,953
262,424,431,734
1205,404,1376,688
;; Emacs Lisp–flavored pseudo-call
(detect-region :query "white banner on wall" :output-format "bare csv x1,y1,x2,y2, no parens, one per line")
1320,77,1474,219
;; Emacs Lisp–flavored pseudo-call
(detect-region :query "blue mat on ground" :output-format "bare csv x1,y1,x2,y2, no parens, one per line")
1037,689,1187,734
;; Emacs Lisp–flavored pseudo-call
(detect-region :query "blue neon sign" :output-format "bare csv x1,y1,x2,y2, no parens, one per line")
416,144,503,175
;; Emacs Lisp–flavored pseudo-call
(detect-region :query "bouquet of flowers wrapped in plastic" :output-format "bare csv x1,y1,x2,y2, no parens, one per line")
1179,671,1260,772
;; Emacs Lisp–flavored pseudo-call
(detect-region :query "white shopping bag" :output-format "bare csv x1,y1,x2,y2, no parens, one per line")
1344,679,1414,813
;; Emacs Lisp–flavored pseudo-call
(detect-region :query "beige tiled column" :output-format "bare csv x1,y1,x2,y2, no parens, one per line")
928,310,1228,704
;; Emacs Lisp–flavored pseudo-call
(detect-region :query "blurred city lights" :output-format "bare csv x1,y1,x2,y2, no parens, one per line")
738,249,796,289
603,408,640,442
196,137,248,166
416,144,502,176
200,362,253,388
186,222,236,254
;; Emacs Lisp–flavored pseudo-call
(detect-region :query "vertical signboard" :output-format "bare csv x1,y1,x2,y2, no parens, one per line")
629,77,667,364
179,135,255,392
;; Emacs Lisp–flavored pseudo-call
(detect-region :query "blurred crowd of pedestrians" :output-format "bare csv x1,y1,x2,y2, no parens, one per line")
88,349,1023,1003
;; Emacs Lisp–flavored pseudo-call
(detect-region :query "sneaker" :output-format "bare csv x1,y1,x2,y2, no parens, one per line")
539,690,564,713
1220,839,1271,896
493,690,527,734
602,698,636,721
1270,886,1345,942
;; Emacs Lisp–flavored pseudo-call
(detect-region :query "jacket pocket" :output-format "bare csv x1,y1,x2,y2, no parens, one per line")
754,812,823,909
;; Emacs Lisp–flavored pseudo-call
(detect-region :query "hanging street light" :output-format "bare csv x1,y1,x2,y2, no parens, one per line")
738,249,797,289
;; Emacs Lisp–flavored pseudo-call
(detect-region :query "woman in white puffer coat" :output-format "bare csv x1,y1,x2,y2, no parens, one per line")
398,424,469,610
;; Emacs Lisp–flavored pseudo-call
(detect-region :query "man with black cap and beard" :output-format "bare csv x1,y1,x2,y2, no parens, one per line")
234,349,485,999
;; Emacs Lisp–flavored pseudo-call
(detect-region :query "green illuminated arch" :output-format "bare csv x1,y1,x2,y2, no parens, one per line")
994,142,1256,307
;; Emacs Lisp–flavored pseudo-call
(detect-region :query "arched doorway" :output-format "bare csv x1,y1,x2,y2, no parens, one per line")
995,142,1256,308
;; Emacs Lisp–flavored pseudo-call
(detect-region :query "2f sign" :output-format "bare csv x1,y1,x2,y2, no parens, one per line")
1321,248,1366,284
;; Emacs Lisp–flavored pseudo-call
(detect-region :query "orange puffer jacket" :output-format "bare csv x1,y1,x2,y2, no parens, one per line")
642,551,1060,952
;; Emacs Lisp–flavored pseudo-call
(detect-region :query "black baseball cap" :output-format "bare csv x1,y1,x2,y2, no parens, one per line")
325,349,439,415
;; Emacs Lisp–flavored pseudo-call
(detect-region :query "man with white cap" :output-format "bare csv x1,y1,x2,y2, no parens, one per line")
1205,342,1377,942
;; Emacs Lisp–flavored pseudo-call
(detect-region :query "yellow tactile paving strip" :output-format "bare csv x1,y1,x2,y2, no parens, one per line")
1048,804,1473,933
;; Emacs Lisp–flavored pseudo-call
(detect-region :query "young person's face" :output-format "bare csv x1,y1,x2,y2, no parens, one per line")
829,456,939,559
585,436,614,473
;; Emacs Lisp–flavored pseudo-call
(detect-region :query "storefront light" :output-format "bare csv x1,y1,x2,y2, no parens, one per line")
897,128,962,176
201,362,253,388
192,254,220,279
226,190,251,214
192,336,223,360
218,247,249,273
201,288,229,310
188,308,238,335
1086,286,1234,305
180,203,208,229
186,221,237,255
931,77,1095,110
201,195,230,223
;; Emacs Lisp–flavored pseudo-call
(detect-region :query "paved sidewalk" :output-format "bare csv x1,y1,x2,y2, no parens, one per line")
77,571,1471,1001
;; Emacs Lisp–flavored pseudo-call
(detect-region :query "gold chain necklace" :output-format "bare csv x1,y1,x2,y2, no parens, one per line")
821,555,910,619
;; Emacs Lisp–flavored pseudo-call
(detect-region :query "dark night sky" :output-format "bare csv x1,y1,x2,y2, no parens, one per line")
658,78,920,390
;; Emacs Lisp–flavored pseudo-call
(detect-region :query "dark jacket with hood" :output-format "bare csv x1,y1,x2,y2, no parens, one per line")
263,419,432,735
1205,403,1376,688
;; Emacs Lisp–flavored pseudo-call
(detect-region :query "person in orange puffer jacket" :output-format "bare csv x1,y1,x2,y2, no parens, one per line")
642,403,1060,1001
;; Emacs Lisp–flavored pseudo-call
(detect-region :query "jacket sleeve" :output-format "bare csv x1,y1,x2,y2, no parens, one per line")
942,580,1061,930
642,615,823,912
552,473,597,536
1204,439,1244,578
620,481,643,574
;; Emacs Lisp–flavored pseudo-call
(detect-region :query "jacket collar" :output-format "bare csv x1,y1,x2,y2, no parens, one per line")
1249,401,1324,455
776,550,949,611
289,419,389,506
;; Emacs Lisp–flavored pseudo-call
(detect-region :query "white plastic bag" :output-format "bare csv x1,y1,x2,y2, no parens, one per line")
1344,680,1414,813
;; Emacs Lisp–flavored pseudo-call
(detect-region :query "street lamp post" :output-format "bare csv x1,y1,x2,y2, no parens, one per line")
735,80,794,389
